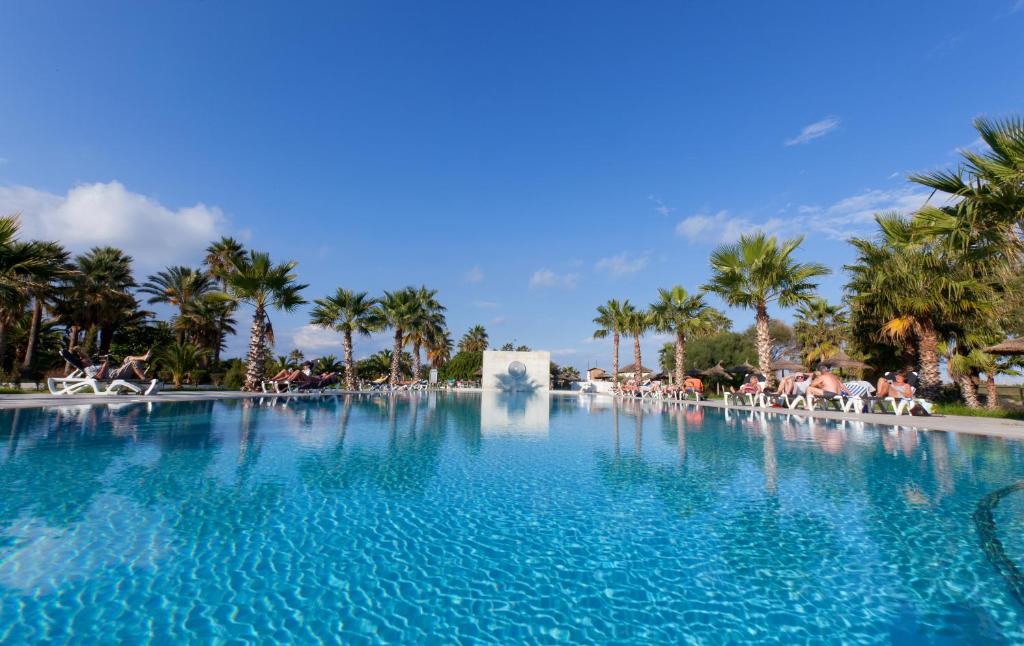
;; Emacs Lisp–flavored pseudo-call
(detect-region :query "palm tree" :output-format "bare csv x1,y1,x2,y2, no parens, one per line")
703,233,829,385
910,116,1024,258
159,340,208,388
649,287,719,385
426,328,453,369
593,299,633,390
458,325,489,353
845,213,993,399
0,217,67,370
203,237,245,365
56,246,142,355
373,288,420,386
793,298,848,367
621,307,651,386
176,294,237,363
139,266,214,341
404,286,447,380
204,237,246,287
309,288,378,390
317,354,343,374
219,251,307,391
21,241,71,372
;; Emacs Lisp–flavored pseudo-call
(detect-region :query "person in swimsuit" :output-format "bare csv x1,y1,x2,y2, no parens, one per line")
807,367,849,399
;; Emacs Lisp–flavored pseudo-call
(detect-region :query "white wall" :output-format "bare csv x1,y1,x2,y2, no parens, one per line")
482,350,550,392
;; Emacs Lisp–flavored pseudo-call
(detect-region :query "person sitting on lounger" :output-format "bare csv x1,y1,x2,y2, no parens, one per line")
807,366,850,399
878,371,914,399
776,372,811,396
682,376,703,395
70,347,151,380
736,375,761,395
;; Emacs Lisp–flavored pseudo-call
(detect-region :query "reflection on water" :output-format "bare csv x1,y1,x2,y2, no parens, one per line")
480,390,550,437
0,394,1022,643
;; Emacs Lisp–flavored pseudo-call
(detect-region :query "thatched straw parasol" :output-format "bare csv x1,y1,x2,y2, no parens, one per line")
770,359,807,373
701,363,732,379
819,349,870,371
701,362,733,395
685,369,702,377
728,361,757,375
985,337,1024,355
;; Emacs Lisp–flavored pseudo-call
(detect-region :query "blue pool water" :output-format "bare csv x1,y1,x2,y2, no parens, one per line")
1,393,1023,643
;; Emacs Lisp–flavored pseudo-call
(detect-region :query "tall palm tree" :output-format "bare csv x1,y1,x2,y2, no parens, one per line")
593,299,633,390
219,251,307,391
373,288,420,386
204,237,246,287
204,237,245,365
649,286,719,385
910,116,1024,258
845,213,993,399
703,233,829,385
426,328,453,369
139,266,214,341
309,288,378,390
57,246,141,355
458,325,489,353
0,216,64,369
793,298,848,367
177,295,237,363
21,241,71,372
404,286,447,380
621,307,651,386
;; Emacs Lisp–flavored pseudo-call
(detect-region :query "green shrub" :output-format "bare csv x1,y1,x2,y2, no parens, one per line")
223,362,246,390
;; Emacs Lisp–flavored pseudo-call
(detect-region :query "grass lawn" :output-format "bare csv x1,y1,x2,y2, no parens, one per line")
934,403,1024,421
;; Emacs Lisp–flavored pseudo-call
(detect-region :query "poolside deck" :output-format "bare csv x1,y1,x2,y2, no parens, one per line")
0,389,1022,438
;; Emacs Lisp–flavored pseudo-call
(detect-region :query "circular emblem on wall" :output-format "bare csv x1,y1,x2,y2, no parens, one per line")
508,361,527,378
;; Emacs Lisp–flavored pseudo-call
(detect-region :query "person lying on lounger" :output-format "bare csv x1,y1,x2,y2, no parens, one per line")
70,347,151,380
776,372,812,396
807,366,850,399
734,375,761,395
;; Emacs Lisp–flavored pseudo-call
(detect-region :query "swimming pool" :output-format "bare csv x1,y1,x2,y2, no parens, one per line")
1,393,1022,643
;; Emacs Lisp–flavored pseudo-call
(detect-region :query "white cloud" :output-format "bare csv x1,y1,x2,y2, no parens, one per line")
464,265,484,283
675,210,783,244
529,269,578,289
785,116,841,146
595,251,649,276
799,187,951,240
0,181,227,271
473,300,499,309
292,325,339,353
1013,0,1024,13
648,195,674,216
491,315,507,326
550,348,577,356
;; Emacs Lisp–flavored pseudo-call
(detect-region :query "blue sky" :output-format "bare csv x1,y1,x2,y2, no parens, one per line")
2,1,1023,371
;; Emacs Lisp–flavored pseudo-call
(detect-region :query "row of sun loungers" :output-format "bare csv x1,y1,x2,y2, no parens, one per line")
47,350,162,396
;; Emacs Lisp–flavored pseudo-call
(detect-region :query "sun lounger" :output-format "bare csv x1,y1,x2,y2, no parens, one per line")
51,350,162,396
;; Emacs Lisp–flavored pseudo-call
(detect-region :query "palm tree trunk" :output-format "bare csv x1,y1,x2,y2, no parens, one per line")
675,331,686,386
22,297,42,371
244,305,267,391
99,325,114,356
343,331,355,391
985,372,1000,410
390,329,402,386
612,331,620,392
0,321,8,373
633,336,642,386
755,304,773,387
958,375,981,408
413,341,422,381
916,323,942,399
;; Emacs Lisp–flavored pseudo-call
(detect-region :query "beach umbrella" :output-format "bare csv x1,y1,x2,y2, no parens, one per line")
819,349,870,371
770,359,807,373
701,363,733,395
728,361,757,377
985,337,1024,355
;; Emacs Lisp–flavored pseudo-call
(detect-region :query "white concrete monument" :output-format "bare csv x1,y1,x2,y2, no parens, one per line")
481,350,550,392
